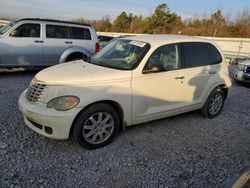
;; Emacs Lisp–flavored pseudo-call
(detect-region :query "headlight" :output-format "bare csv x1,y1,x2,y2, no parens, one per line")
237,64,244,71
47,96,80,111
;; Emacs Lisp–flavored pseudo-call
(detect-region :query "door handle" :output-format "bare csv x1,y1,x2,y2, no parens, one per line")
208,70,217,74
65,41,73,44
34,40,44,43
175,75,185,79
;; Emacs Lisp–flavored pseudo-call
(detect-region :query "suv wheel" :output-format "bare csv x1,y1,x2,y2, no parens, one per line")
65,53,84,62
200,88,225,118
73,103,120,149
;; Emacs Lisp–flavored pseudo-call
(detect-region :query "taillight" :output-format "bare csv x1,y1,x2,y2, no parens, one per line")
95,42,100,53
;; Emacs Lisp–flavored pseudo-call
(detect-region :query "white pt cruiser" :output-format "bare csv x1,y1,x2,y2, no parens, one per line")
19,35,232,149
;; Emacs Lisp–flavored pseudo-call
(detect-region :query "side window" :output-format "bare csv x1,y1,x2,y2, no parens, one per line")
10,23,40,38
71,27,92,40
145,44,181,72
46,25,70,39
85,29,91,40
206,43,222,64
182,42,210,68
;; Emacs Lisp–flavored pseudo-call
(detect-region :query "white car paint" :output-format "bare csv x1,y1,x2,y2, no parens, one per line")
19,35,232,140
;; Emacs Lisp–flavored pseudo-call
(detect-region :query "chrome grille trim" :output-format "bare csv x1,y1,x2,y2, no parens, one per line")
26,81,46,103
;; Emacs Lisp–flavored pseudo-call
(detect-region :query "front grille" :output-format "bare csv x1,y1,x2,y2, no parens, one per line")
244,66,250,73
26,81,46,103
243,76,250,81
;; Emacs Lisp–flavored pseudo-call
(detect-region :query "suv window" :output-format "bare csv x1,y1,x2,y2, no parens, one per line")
46,25,70,39
206,43,222,64
71,27,91,40
145,44,181,72
10,23,40,38
182,42,210,68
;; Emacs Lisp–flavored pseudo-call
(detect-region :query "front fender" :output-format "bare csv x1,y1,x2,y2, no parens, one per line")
59,47,91,63
41,83,132,126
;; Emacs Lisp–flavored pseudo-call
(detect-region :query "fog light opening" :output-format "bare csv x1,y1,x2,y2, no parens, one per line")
45,126,53,135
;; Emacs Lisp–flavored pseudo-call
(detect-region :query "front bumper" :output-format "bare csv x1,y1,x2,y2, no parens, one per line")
233,70,250,83
18,90,81,139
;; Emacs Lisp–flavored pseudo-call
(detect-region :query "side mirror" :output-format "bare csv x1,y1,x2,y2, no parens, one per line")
143,65,164,74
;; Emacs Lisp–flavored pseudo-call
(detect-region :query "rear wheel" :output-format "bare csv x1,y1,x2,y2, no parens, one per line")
200,88,225,118
73,103,120,149
65,53,85,62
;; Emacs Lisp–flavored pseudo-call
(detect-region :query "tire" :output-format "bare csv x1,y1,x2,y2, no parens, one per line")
200,88,225,118
73,103,120,149
65,53,84,62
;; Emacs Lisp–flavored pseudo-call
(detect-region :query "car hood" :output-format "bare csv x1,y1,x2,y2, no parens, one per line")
35,60,132,85
240,60,250,66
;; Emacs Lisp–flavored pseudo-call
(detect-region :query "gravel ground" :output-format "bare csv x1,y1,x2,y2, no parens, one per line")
0,67,249,188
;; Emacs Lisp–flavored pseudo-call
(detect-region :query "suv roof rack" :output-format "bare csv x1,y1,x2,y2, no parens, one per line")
18,18,90,27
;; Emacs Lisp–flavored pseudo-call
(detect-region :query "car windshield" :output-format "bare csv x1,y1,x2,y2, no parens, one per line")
90,39,150,70
0,21,17,34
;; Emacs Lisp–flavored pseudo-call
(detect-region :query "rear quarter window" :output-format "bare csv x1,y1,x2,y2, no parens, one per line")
206,43,223,64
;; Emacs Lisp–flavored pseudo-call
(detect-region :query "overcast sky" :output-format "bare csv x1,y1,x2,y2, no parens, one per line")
0,0,249,21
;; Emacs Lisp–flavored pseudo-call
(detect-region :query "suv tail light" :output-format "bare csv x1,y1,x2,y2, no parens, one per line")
95,42,100,53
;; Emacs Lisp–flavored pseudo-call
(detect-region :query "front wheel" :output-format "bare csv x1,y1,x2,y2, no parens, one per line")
200,88,225,118
73,103,120,149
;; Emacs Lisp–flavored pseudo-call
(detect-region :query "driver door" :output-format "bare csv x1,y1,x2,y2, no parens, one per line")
131,43,194,124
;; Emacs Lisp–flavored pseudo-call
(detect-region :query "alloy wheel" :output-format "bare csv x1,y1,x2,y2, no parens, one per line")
82,112,114,144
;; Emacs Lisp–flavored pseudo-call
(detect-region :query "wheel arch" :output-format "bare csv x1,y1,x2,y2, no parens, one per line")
69,100,125,137
59,47,91,63
200,84,228,118
216,84,228,99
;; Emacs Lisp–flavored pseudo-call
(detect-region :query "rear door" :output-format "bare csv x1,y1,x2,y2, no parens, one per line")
43,24,72,65
1,22,43,66
180,42,220,102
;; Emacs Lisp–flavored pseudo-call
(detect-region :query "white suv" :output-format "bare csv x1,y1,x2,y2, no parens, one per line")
19,35,232,149
0,18,99,68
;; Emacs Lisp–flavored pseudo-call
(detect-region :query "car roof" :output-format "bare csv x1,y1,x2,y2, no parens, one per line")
124,34,215,46
18,18,90,27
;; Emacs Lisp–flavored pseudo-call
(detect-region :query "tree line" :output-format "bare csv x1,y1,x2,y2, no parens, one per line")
73,3,250,38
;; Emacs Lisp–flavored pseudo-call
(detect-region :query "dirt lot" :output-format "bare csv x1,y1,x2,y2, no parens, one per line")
0,67,249,187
